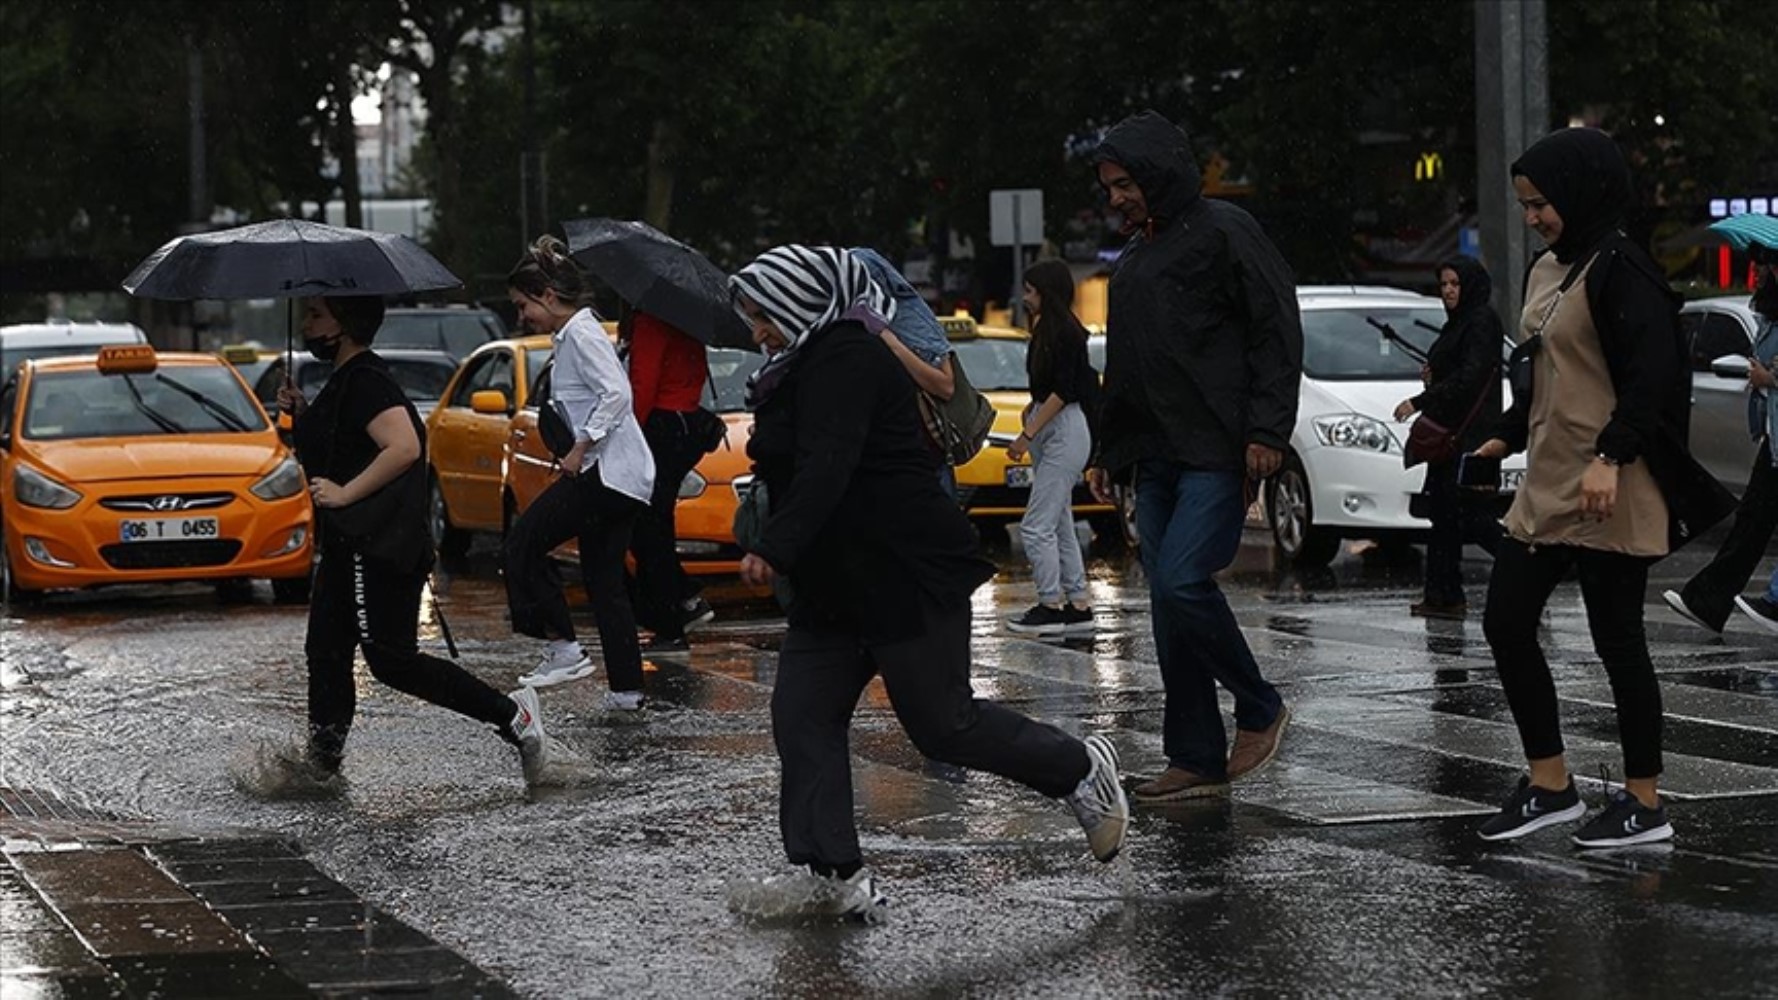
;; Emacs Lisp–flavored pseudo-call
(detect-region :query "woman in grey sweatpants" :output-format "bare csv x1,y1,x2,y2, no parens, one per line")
1007,259,1099,636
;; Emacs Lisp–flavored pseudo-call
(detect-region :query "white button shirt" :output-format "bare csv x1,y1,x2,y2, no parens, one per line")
551,309,655,504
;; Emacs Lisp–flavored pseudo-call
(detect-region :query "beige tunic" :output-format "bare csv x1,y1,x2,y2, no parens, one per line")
1502,253,1668,555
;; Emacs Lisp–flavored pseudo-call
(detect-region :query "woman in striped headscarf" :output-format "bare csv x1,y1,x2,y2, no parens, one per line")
724,245,1129,921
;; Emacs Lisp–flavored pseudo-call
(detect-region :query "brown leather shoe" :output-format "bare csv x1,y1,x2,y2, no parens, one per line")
1131,767,1229,803
1227,704,1290,781
1410,601,1468,620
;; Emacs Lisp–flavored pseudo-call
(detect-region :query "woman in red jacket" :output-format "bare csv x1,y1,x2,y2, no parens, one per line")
622,305,718,649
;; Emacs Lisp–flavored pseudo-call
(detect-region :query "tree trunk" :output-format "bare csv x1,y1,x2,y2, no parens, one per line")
644,117,680,232
333,63,363,229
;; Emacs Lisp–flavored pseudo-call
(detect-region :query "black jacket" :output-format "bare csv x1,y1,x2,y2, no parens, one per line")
1094,112,1303,476
748,322,993,641
1413,257,1503,453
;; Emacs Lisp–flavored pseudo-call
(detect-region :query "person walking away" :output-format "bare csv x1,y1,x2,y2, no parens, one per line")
274,295,549,792
622,304,717,651
849,247,962,499
503,237,656,711
1084,110,1301,802
1393,256,1505,619
727,246,1128,920
1663,240,1778,635
1470,127,1690,848
1006,258,1098,636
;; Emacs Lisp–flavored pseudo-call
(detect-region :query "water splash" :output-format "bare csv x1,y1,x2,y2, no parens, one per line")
525,734,603,789
229,740,347,801
725,869,886,925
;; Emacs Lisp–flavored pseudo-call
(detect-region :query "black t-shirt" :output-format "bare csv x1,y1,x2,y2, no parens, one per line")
293,352,416,484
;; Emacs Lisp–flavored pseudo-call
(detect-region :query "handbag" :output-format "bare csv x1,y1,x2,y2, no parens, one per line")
321,366,434,573
918,351,995,466
1403,369,1496,470
1644,428,1739,555
531,361,577,459
731,478,795,611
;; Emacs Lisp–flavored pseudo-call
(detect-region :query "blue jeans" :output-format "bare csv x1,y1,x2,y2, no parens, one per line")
1135,460,1283,779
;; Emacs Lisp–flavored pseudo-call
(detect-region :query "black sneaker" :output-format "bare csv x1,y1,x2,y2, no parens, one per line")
680,596,715,632
1572,787,1673,848
1476,776,1586,841
1059,604,1096,635
1006,604,1071,635
1734,595,1778,636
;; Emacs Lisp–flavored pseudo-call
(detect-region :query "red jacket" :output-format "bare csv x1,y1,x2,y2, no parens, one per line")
628,312,708,422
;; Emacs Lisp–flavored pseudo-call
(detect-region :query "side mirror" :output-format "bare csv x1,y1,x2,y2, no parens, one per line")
1710,354,1752,380
470,389,511,415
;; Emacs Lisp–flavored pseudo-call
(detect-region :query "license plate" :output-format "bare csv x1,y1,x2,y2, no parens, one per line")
1499,469,1524,492
119,516,220,542
1005,465,1033,488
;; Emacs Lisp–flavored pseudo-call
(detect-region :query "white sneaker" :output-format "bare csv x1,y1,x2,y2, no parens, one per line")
1661,590,1721,634
508,686,548,785
726,867,887,923
1065,733,1130,863
602,690,645,712
519,641,595,687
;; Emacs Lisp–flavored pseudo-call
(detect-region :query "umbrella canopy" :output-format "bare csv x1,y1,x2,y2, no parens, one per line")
122,219,461,300
1709,213,1778,252
562,218,750,348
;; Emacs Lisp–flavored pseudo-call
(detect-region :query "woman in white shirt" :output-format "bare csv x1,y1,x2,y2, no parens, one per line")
503,236,656,709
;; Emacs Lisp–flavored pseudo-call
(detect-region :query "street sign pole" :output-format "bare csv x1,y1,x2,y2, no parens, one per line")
1012,193,1025,327
990,188,1043,327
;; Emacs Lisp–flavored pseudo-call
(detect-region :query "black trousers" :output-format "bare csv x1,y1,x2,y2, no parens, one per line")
306,541,517,771
630,410,709,636
1680,440,1778,630
772,596,1090,870
503,469,645,692
1421,458,1503,605
1482,538,1664,779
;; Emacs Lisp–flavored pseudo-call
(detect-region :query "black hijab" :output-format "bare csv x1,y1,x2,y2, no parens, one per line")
1438,255,1494,323
1510,127,1632,264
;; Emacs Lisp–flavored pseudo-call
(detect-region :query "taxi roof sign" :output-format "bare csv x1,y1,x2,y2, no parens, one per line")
939,316,978,340
220,345,261,364
95,344,158,374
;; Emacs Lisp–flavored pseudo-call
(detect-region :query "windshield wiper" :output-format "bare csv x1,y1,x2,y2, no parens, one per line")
121,375,185,433
154,373,250,432
1363,316,1430,364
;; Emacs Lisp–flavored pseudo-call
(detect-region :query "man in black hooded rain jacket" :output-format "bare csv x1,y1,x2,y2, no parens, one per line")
1086,110,1302,802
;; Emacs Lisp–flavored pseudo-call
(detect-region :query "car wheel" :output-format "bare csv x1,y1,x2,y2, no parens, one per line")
429,474,471,561
271,575,311,604
0,537,44,605
1266,457,1340,567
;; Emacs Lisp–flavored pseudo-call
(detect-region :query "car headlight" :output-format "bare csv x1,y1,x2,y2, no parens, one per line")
250,456,305,500
678,469,707,499
15,465,83,509
1311,414,1401,454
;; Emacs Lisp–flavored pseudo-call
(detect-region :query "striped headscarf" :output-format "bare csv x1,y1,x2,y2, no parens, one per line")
730,245,895,407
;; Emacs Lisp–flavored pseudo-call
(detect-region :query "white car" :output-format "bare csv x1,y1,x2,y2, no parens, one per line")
1265,287,1524,567
1679,295,1762,495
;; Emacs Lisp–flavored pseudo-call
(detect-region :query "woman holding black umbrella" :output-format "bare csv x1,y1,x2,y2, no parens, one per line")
275,294,550,791
503,237,655,710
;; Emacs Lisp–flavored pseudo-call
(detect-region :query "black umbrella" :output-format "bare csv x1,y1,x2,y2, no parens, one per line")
122,218,462,372
123,219,461,300
562,218,750,348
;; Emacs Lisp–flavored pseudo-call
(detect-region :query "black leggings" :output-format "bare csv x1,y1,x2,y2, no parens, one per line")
503,469,645,692
1421,457,1503,605
306,542,517,771
1680,439,1777,630
631,410,710,636
1482,538,1663,779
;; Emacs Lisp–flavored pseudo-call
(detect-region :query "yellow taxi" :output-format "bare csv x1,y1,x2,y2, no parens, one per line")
423,333,556,557
0,345,313,601
943,316,1118,534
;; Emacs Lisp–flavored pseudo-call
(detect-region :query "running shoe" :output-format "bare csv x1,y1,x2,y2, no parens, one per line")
1661,590,1722,634
519,642,595,688
1476,775,1585,841
508,686,549,785
1734,594,1778,636
1572,787,1673,848
1065,733,1130,862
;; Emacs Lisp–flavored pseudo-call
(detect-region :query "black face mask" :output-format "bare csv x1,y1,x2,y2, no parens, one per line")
304,334,343,362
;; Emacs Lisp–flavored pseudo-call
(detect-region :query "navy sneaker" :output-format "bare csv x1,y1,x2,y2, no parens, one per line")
1476,776,1585,841
1572,787,1673,848
1006,604,1071,635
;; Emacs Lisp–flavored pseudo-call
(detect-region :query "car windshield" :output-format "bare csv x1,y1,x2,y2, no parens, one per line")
377,312,504,358
296,357,457,402
1301,306,1448,380
950,337,1029,391
24,367,267,440
706,348,764,412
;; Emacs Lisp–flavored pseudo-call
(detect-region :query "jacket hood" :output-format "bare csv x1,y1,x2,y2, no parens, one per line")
1510,127,1631,264
1439,255,1493,318
1093,111,1203,229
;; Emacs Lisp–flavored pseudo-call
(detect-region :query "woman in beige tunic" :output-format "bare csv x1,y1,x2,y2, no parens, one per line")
1468,128,1689,849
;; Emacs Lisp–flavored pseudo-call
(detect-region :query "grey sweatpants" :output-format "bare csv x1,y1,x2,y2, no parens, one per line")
1019,403,1091,605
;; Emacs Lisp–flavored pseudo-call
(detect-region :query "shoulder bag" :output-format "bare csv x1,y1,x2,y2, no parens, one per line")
321,365,434,573
917,351,995,466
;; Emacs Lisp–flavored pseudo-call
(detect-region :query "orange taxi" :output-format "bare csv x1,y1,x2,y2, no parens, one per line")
0,345,313,601
502,345,761,574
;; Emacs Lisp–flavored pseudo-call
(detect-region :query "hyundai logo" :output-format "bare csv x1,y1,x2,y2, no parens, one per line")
150,496,185,512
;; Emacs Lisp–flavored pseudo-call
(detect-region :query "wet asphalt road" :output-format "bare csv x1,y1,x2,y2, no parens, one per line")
3,525,1777,999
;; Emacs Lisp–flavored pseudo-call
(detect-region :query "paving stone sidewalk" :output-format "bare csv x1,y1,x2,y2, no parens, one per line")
1,787,515,999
